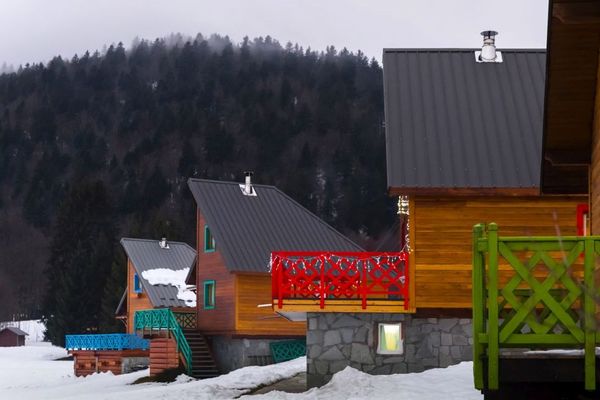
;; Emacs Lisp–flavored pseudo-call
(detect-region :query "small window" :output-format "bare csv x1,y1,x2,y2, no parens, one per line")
203,280,215,309
133,273,142,294
377,323,403,355
204,225,216,252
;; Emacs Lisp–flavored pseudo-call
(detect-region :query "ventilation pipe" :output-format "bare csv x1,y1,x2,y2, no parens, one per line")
159,237,169,249
475,30,502,63
240,171,257,196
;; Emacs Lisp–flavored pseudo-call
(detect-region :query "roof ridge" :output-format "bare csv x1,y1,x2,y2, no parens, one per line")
383,48,545,53
120,237,194,248
188,177,277,189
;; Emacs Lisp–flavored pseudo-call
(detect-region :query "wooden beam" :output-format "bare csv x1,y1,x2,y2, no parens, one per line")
388,187,540,197
554,2,600,25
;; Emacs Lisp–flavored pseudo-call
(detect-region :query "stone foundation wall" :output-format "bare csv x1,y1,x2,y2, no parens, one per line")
307,313,472,388
210,336,303,372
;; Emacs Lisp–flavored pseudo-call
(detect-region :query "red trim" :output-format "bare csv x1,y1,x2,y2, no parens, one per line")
577,203,589,236
271,251,410,311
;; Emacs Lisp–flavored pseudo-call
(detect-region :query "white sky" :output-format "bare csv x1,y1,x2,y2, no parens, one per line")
0,0,549,66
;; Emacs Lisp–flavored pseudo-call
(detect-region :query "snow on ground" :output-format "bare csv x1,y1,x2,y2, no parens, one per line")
0,319,46,342
245,363,482,400
0,343,481,399
142,267,196,306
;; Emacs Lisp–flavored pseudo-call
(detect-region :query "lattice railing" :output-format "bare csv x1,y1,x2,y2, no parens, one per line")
472,223,600,392
271,251,410,310
270,339,306,363
65,333,149,351
134,309,193,375
174,311,197,329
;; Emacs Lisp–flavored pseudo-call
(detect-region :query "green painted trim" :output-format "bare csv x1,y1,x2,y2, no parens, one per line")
203,280,215,310
204,225,216,253
486,223,499,391
584,238,596,391
472,224,485,390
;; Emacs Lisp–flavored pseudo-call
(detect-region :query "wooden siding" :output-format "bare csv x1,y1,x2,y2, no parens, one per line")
127,259,153,333
236,273,305,336
71,349,149,377
591,51,600,235
195,209,235,334
150,338,179,375
411,196,585,309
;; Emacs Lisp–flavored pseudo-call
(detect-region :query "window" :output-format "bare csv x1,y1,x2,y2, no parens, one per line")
203,280,215,309
133,273,142,294
204,225,216,252
377,323,403,355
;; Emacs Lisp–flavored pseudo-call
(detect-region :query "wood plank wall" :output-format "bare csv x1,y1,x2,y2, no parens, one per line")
235,274,305,336
591,52,600,235
127,259,153,333
411,196,585,309
150,338,179,375
195,209,235,334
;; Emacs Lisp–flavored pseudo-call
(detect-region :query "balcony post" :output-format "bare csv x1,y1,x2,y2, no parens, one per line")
487,223,499,390
583,237,596,391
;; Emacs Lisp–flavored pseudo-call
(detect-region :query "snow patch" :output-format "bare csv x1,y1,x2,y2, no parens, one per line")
141,268,196,307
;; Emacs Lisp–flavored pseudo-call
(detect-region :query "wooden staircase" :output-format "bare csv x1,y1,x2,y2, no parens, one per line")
183,329,219,379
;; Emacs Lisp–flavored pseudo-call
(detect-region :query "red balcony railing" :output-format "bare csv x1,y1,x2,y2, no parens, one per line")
271,251,410,311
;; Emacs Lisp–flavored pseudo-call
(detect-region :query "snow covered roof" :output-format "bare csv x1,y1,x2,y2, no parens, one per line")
188,178,363,273
120,238,197,308
1,327,28,336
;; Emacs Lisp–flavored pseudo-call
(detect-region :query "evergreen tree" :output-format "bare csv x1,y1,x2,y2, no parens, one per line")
42,181,116,345
99,250,126,332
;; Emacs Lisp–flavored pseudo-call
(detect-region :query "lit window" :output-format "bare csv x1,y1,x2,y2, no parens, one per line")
204,280,215,309
204,225,216,252
377,323,403,355
133,273,142,294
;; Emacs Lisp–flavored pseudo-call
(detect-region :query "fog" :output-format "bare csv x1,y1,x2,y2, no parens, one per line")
1,0,548,67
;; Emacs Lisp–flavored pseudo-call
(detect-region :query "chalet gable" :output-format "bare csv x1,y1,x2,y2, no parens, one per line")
187,178,363,273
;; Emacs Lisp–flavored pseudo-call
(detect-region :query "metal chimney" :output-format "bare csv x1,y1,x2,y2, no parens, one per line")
159,237,169,249
475,30,502,63
240,171,257,196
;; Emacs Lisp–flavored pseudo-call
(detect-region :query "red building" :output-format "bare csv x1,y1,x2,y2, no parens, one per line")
0,327,27,347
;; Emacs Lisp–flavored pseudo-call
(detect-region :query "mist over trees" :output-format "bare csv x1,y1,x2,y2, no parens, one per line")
0,33,395,325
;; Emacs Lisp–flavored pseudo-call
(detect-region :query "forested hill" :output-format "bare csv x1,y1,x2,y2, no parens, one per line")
0,34,395,321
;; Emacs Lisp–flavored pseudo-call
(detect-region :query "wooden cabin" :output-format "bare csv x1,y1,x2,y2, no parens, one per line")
298,31,589,389
187,176,363,371
0,327,27,346
465,2,600,398
116,238,197,333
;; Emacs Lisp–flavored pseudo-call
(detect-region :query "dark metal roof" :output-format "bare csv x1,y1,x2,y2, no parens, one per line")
188,178,363,273
1,327,28,336
120,238,196,308
383,49,546,190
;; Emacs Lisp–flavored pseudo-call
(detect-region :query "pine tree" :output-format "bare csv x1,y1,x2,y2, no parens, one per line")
42,181,116,345
99,250,126,332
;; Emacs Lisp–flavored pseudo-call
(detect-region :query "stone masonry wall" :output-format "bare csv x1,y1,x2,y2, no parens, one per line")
307,312,472,388
210,336,287,372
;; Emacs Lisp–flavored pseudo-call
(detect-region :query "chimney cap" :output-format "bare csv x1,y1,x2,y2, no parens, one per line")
480,30,498,39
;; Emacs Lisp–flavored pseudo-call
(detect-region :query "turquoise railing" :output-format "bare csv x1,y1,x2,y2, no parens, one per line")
270,339,306,363
65,333,149,351
134,309,193,375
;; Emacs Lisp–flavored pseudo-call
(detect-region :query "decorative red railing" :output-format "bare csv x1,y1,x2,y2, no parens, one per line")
271,251,410,311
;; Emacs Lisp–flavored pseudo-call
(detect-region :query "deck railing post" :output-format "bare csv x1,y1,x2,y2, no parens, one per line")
583,237,596,391
487,223,499,390
472,223,485,391
319,255,326,309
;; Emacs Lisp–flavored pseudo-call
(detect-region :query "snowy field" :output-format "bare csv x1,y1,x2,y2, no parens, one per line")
0,342,482,399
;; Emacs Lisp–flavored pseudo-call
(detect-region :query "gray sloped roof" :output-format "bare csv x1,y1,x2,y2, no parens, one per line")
1,327,28,336
383,49,546,190
188,178,363,273
120,238,196,308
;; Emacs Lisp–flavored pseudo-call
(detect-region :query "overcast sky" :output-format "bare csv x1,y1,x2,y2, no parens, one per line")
1,0,549,67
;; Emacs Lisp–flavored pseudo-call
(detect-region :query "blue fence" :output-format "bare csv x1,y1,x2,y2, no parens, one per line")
65,333,149,351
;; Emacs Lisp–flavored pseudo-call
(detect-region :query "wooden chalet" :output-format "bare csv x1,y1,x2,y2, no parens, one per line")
186,176,363,371
468,1,600,398
116,238,197,333
0,327,27,347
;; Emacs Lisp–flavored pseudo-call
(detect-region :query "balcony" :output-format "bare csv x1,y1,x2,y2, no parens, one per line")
472,223,600,393
271,251,411,315
65,333,149,351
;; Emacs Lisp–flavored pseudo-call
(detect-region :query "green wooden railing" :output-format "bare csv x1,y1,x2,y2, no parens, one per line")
134,309,193,375
473,223,600,392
